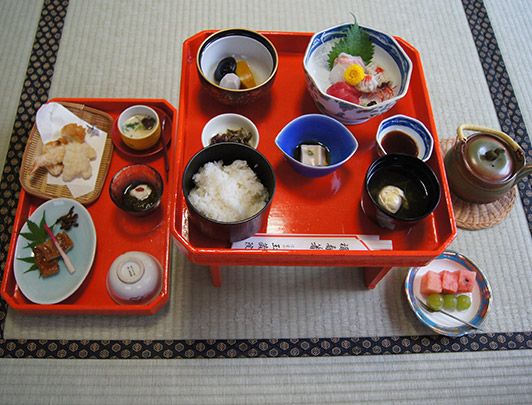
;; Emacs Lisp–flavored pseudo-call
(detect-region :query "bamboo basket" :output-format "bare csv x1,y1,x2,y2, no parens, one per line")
20,102,114,205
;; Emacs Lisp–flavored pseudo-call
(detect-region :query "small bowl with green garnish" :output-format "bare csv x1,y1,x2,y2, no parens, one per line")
303,16,413,125
117,105,161,150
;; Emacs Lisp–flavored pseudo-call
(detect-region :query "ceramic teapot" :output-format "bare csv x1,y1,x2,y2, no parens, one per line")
444,124,532,204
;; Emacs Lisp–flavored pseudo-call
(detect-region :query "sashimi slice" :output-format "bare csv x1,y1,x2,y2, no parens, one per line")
326,82,361,104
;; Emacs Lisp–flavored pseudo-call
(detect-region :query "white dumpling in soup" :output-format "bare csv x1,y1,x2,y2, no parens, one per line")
377,185,408,214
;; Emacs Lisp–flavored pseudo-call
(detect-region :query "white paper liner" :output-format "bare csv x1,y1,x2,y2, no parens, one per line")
232,233,393,250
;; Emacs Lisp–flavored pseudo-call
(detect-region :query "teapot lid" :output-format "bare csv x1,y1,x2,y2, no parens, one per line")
464,134,514,181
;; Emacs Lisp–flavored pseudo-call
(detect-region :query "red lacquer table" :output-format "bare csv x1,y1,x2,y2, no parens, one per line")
171,31,456,289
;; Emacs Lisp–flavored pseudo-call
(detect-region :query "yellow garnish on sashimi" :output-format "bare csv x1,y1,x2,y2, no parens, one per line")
235,60,257,89
344,64,365,86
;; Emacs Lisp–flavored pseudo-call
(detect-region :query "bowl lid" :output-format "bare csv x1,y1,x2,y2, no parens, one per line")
464,134,514,182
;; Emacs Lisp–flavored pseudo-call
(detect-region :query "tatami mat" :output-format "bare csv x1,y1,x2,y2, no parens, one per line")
0,0,43,172
4,0,532,341
1,0,532,403
2,351,532,404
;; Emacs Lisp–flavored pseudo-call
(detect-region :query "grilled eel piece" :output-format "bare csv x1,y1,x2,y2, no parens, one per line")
33,232,74,277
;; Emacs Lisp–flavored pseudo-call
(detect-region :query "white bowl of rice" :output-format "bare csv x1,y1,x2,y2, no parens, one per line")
182,143,276,242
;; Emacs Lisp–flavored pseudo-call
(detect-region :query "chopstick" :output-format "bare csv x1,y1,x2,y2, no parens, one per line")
415,296,482,330
160,118,170,181
43,224,76,274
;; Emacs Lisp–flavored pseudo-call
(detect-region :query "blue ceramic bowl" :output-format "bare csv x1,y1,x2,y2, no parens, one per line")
303,23,413,125
275,114,358,178
376,114,434,162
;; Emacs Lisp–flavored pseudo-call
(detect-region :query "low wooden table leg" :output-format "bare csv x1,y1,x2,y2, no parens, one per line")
209,265,222,287
364,266,393,289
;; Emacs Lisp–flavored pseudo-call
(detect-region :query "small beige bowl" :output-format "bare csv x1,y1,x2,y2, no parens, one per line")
201,113,259,148
117,105,161,150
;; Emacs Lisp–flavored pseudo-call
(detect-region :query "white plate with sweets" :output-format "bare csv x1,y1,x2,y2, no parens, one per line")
14,198,96,305
404,250,492,337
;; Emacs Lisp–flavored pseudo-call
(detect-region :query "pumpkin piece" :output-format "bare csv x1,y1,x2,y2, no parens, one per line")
420,270,442,295
235,60,257,89
441,270,459,294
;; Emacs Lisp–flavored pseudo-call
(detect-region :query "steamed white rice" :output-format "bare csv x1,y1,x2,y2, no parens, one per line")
188,160,269,222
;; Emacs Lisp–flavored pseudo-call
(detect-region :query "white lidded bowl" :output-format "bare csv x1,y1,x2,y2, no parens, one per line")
201,113,259,148
303,22,413,125
107,251,163,305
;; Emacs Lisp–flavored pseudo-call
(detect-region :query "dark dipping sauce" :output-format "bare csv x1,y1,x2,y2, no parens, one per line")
293,141,331,166
368,166,430,218
122,182,159,211
381,130,418,157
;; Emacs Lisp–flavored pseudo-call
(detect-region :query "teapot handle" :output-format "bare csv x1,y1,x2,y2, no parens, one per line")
457,124,508,141
457,124,522,151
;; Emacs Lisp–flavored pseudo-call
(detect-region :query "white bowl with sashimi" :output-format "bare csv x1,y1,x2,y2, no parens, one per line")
303,18,413,125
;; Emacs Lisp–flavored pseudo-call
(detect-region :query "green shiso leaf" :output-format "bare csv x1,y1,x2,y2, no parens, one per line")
327,14,374,69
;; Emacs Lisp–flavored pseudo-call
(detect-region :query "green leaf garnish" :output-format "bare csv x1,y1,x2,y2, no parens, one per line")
125,122,139,131
16,211,54,277
17,212,49,250
327,14,374,69
23,263,40,275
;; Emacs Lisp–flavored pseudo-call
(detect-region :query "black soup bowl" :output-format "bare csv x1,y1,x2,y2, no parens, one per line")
361,154,441,230
182,143,276,242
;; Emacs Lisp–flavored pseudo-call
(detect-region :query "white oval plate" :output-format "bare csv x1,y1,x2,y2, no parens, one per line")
404,250,492,336
14,198,97,304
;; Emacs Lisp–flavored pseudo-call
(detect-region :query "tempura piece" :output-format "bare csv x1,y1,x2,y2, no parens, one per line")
62,142,97,182
31,123,97,181
30,140,66,175
60,123,86,143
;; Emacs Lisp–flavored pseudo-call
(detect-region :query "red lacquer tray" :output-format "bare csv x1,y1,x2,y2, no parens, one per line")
171,31,457,288
1,98,176,315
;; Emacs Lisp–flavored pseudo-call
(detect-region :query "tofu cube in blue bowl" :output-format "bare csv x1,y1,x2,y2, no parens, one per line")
275,114,358,178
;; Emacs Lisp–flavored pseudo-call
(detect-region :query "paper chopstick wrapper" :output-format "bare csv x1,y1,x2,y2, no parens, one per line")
231,234,393,251
35,102,107,198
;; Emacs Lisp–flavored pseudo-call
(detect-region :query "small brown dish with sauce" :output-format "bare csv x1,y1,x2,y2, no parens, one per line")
109,164,163,216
